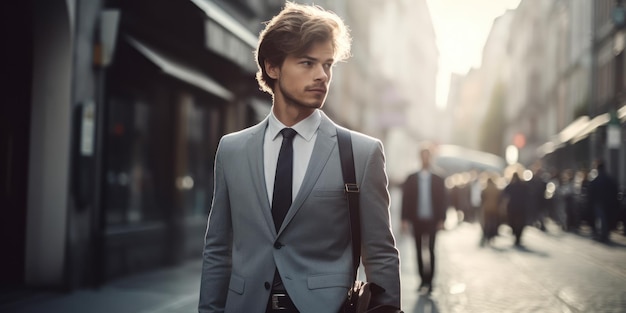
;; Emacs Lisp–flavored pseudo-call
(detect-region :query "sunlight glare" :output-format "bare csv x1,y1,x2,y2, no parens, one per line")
427,0,522,108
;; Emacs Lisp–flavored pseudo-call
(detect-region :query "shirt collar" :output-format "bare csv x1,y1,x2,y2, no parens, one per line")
268,109,321,142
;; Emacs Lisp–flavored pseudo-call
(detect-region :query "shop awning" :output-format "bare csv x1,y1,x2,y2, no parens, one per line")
536,140,559,157
537,106,625,158
557,115,589,143
190,0,257,48
126,36,234,101
536,116,590,158
191,0,259,72
571,113,610,144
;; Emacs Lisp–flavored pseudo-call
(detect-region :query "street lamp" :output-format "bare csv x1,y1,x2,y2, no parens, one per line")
611,1,625,183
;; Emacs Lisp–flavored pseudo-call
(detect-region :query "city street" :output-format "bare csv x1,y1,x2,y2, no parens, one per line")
3,198,626,312
399,217,626,313
6,2,626,313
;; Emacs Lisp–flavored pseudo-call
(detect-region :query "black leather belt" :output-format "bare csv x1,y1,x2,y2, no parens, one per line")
266,292,299,312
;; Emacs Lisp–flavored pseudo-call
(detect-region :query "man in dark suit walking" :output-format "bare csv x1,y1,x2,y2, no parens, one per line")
588,160,619,243
401,145,447,294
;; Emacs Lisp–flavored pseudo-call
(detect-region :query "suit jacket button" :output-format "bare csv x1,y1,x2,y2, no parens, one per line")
264,282,271,290
274,241,283,249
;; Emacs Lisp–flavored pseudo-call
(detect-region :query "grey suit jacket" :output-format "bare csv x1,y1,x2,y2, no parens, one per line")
199,111,400,313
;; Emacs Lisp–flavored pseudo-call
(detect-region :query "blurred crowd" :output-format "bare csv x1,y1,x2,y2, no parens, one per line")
445,160,626,246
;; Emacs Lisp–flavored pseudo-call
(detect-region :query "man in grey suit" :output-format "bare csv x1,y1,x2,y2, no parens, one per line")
199,3,401,313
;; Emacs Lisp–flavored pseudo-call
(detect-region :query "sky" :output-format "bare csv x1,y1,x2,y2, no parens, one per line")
426,0,522,108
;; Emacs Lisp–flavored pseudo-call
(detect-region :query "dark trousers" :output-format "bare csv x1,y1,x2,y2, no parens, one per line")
412,220,437,285
508,210,525,245
594,204,609,242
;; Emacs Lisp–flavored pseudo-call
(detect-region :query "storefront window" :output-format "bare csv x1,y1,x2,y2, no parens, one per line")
174,93,222,217
104,90,224,226
104,96,161,225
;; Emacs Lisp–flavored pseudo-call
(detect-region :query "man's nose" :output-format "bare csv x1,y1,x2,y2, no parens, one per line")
314,65,329,81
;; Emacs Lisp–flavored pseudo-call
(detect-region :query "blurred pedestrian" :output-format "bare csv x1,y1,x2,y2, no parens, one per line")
557,169,577,231
198,3,401,312
574,168,592,231
480,174,501,246
449,182,463,223
588,161,619,243
502,172,529,246
527,164,547,231
401,145,447,294
617,187,626,236
545,169,563,228
468,170,482,223
458,180,472,223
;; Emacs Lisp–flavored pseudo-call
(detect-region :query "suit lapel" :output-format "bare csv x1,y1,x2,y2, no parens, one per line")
245,118,276,234
278,113,337,234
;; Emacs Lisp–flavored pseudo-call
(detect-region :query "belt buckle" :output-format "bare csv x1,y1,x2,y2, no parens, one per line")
271,293,287,310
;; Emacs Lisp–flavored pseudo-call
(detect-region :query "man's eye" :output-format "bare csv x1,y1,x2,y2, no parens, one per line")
301,61,313,66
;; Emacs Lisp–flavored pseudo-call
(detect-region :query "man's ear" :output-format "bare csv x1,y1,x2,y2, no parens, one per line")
265,60,279,79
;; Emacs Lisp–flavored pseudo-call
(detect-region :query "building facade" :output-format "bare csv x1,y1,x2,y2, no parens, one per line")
536,0,624,186
1,0,283,289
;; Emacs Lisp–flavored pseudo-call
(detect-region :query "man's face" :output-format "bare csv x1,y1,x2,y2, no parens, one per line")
267,40,334,112
421,150,431,169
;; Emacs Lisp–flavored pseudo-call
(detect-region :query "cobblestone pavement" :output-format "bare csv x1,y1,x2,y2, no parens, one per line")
4,186,626,313
397,213,626,313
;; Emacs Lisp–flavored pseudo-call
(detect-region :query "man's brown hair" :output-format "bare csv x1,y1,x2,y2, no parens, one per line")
255,2,352,94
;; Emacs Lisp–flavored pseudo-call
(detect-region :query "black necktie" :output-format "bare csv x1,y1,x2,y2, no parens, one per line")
272,128,297,232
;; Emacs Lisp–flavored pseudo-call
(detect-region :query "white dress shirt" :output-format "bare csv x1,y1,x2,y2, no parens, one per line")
264,109,321,204
418,169,433,220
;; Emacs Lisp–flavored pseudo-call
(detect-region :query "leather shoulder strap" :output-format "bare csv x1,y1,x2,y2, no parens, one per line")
336,127,361,278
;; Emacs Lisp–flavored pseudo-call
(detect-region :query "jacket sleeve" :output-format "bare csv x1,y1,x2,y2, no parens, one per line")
401,175,412,222
199,138,232,313
358,139,401,308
